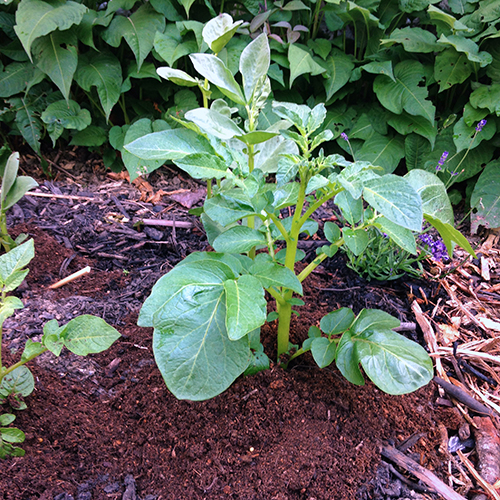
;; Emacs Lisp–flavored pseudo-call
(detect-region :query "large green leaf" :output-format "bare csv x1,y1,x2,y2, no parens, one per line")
121,119,170,181
405,134,432,171
204,193,256,226
14,0,87,59
381,27,439,52
3,176,39,212
184,107,244,139
8,96,43,153
374,217,417,254
320,308,355,335
363,175,423,231
453,117,496,152
174,153,228,180
335,330,365,386
154,25,198,67
189,54,245,105
356,329,433,394
434,49,473,92
223,275,266,340
470,84,500,115
0,62,36,97
202,13,243,54
342,227,370,255
213,226,266,253
311,337,337,368
41,99,91,131
437,34,493,67
356,133,405,174
139,259,251,400
248,260,303,294
240,33,270,104
32,30,78,102
373,60,435,123
288,43,326,88
61,315,121,356
388,113,437,148
74,51,122,121
124,127,214,163
0,366,34,398
470,160,500,233
404,169,453,224
322,49,354,101
156,67,198,87
102,4,165,71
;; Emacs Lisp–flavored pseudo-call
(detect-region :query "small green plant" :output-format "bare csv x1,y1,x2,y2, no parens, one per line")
125,16,476,401
0,239,121,458
0,150,38,253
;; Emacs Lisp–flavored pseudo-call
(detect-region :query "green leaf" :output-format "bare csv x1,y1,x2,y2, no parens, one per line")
8,96,43,154
62,315,121,356
0,414,16,426
2,150,19,202
288,43,326,88
356,328,433,394
434,49,473,93
20,339,45,362
0,239,34,283
373,60,435,124
398,0,434,13
139,259,251,400
374,217,417,254
42,319,65,356
320,308,355,335
202,13,243,54
223,275,266,340
213,226,266,253
453,117,496,153
0,427,25,444
154,25,198,67
14,0,87,60
189,54,245,105
357,133,405,174
69,125,107,147
351,308,400,334
381,27,439,53
437,34,492,67
388,113,437,148
32,30,78,102
74,51,122,121
178,0,196,17
185,107,244,139
324,220,342,243
204,194,256,226
424,214,476,257
41,99,91,131
363,175,423,231
174,153,228,180
121,119,170,181
0,62,35,98
102,3,165,71
239,33,270,103
124,127,214,162
0,366,34,398
470,160,500,233
273,182,300,210
342,227,370,255
335,331,365,386
405,134,432,171
156,67,198,87
311,337,336,368
0,296,24,325
404,169,454,224
248,260,303,294
359,61,395,81
470,84,500,115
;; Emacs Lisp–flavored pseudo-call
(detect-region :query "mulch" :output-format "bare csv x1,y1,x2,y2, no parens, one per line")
0,149,499,500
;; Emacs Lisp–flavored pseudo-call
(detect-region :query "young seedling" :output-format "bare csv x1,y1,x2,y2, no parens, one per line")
0,239,121,458
125,15,475,401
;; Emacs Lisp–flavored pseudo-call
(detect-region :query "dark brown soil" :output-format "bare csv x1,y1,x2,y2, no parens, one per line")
0,153,466,500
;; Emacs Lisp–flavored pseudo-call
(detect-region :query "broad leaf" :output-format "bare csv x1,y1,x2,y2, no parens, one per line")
388,113,437,148
0,427,25,444
322,50,354,100
41,99,91,131
20,339,46,362
0,62,36,97
335,331,365,386
357,133,405,174
8,96,43,153
342,228,370,255
75,51,122,121
0,366,34,398
240,33,270,103
248,260,303,294
223,275,266,340
437,34,492,67
14,0,87,59
174,153,228,180
185,107,244,139
156,67,198,87
381,27,439,53
102,4,165,71
470,84,500,115
212,226,266,253
363,175,423,231
3,177,39,212
202,13,243,54
32,30,78,102
311,337,336,368
434,49,473,92
453,117,496,152
154,25,198,67
0,239,34,283
470,160,500,233
373,60,435,123
320,308,355,335
404,169,454,224
204,193,256,226
288,43,326,88
356,329,433,394
62,315,121,356
374,217,417,254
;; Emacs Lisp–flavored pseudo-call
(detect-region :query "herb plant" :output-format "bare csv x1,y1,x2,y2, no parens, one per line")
0,150,38,253
0,239,121,458
125,16,476,401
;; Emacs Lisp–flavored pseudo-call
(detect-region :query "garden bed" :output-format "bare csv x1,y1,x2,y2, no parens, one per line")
0,151,498,500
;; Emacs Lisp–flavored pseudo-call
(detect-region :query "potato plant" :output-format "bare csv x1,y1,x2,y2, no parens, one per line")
125,16,475,401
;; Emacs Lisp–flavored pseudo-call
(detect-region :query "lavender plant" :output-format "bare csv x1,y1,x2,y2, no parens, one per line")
0,239,121,458
125,16,475,401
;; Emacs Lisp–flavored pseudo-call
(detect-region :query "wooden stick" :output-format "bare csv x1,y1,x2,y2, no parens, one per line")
381,446,467,500
136,218,193,228
48,266,91,289
457,449,500,500
26,192,95,201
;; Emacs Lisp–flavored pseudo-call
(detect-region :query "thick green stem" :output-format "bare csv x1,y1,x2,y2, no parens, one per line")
206,179,212,199
276,300,292,359
0,212,11,253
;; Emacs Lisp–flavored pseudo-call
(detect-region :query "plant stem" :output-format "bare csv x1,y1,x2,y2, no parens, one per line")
276,300,292,359
0,212,11,253
0,347,47,385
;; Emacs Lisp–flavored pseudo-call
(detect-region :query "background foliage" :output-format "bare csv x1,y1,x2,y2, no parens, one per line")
0,0,499,230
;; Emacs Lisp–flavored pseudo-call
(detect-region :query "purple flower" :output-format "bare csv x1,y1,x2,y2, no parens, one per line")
436,151,449,172
341,132,349,141
419,234,433,246
431,239,447,262
476,119,487,132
